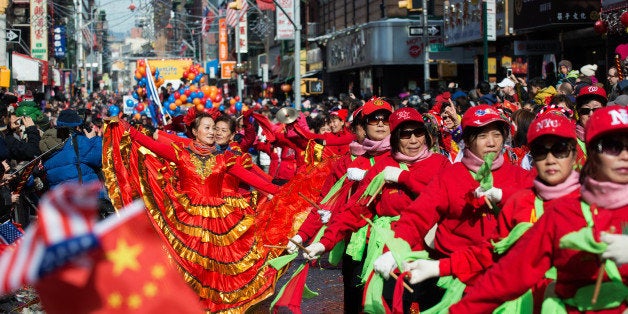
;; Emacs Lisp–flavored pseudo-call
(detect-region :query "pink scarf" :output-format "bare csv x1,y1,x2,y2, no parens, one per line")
393,146,433,164
362,135,391,155
575,124,585,142
349,141,367,156
581,176,628,209
534,171,580,201
461,148,505,173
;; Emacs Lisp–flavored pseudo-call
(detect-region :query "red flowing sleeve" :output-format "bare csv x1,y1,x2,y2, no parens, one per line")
227,161,279,195
128,126,177,162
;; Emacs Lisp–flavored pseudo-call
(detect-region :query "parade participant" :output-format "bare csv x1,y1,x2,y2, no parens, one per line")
302,107,450,312
372,105,534,309
214,110,256,153
451,105,628,313
102,109,293,313
291,108,354,158
288,98,393,313
404,111,580,312
440,100,463,161
575,85,608,170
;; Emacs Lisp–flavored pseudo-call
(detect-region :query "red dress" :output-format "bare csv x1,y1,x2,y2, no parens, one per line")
103,122,292,314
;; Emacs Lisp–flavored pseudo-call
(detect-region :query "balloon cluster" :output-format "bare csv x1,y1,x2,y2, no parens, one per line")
164,84,224,115
595,10,628,35
183,63,206,85
127,60,165,119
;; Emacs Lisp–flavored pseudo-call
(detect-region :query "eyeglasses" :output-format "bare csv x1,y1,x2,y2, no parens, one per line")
366,115,390,126
577,107,601,116
399,128,424,140
530,142,574,161
595,138,628,156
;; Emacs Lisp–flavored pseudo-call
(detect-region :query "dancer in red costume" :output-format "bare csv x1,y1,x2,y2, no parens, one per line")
102,110,302,314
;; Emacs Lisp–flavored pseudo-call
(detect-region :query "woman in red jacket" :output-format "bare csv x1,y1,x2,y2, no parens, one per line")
303,107,451,312
288,98,393,314
373,105,535,310
404,110,581,312
451,105,628,313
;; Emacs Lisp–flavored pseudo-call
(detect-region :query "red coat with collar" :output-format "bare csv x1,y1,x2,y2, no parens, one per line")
451,198,628,313
440,187,581,285
296,152,390,242
319,153,451,250
394,161,535,256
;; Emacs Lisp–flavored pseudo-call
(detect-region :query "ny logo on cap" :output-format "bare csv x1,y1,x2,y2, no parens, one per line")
609,109,628,126
536,118,560,131
373,99,386,106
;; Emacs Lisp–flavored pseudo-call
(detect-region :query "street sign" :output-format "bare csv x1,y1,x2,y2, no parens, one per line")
408,25,441,37
429,43,452,52
6,29,20,43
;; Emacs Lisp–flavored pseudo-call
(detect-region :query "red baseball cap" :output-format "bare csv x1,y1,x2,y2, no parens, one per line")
461,105,509,131
527,111,576,145
331,109,348,122
576,85,607,108
362,97,393,116
585,105,628,144
351,106,364,121
389,107,423,132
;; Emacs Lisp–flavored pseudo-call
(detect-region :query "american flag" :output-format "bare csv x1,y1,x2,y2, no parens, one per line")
226,0,249,28
0,183,145,295
0,222,23,245
81,26,94,49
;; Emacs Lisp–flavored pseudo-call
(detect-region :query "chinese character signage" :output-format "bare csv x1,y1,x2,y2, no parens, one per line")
219,18,228,62
276,0,294,40
30,0,48,60
53,26,66,58
237,15,248,54
513,0,600,31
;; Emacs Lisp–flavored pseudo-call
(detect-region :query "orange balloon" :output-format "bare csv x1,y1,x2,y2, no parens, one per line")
135,72,143,80
201,85,211,95
209,91,217,100
209,86,217,93
169,103,178,110
193,98,201,105
175,99,183,106
189,85,198,92
200,77,206,83
196,103,205,112
212,101,220,108
138,66,146,76
229,98,236,106
134,113,141,120
187,73,195,80
180,95,188,103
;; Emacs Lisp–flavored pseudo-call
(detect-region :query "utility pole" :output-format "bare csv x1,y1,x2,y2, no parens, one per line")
0,0,8,67
75,0,85,90
293,0,301,109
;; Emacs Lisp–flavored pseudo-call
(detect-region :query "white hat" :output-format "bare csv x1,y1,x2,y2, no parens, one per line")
580,64,598,77
497,78,515,88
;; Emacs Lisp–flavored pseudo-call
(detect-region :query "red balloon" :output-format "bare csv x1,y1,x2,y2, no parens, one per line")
136,103,145,112
234,96,240,101
174,91,181,99
214,94,223,103
184,89,192,97
621,11,628,27
594,20,608,35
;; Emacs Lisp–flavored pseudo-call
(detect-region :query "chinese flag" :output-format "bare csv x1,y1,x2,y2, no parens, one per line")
35,201,203,313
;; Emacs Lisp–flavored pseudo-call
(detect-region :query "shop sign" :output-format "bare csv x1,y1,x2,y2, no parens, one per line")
30,0,48,61
513,0,600,30
513,40,560,55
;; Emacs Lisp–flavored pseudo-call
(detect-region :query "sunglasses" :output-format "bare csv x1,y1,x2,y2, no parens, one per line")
530,142,574,161
577,107,600,116
399,128,425,140
595,138,628,156
366,115,390,126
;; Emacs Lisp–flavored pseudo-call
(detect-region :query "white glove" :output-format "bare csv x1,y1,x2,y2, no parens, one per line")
474,186,503,203
317,209,331,224
404,259,440,284
287,235,302,254
373,251,397,280
303,242,326,261
383,166,404,183
601,233,628,266
346,168,367,181
258,134,267,143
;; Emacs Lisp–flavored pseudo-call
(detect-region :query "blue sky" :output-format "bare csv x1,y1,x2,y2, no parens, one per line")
100,0,136,34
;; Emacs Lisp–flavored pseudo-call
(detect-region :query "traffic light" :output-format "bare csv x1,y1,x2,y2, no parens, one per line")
398,0,422,11
228,0,244,10
398,0,412,10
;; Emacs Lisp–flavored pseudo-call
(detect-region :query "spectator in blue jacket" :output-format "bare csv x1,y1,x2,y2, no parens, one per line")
43,109,102,188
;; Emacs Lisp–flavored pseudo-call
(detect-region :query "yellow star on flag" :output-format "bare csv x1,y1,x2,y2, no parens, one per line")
106,238,142,276
107,292,123,309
